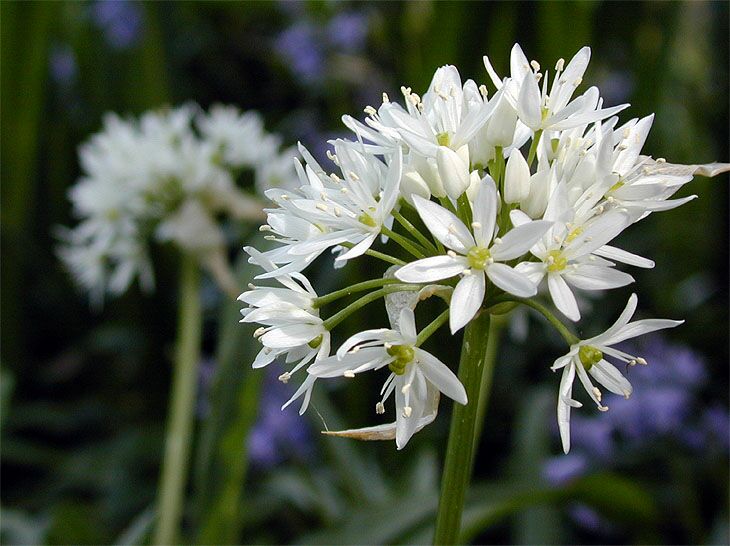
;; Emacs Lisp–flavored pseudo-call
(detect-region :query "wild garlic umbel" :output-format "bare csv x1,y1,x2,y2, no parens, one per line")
58,104,298,546
240,44,728,543
58,104,296,303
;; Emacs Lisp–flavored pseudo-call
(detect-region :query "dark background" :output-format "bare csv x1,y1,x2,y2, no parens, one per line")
1,1,728,544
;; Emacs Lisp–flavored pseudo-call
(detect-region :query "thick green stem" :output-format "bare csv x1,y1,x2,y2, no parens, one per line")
472,316,505,453
433,311,493,545
154,254,203,545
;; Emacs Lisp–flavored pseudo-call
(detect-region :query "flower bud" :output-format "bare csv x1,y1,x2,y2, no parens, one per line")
504,149,530,204
485,95,518,147
465,170,483,202
521,169,551,219
400,168,431,204
410,154,446,198
437,145,470,199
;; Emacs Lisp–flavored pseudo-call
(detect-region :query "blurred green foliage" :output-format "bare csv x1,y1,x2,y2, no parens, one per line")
1,1,728,544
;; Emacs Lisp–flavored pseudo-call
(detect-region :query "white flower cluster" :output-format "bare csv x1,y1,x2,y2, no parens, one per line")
59,104,297,303
241,45,729,450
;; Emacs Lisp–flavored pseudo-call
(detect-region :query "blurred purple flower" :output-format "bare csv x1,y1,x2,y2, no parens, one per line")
91,0,143,50
327,12,369,53
49,45,78,87
702,405,730,452
542,453,588,485
248,369,312,468
570,414,615,459
275,22,324,83
568,503,614,534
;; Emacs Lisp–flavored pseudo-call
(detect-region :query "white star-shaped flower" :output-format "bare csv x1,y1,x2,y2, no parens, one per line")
396,178,551,332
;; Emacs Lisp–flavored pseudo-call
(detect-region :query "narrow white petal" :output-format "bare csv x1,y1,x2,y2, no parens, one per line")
593,245,655,269
514,261,547,285
335,232,378,262
601,318,683,347
415,348,467,404
399,307,418,342
564,211,630,259
564,265,634,291
491,220,552,261
471,177,498,247
395,255,467,283
449,272,485,333
308,347,386,377
589,359,632,398
412,195,475,253
548,273,580,321
487,262,537,297
260,324,322,348
558,363,576,454
336,329,391,359
517,71,542,130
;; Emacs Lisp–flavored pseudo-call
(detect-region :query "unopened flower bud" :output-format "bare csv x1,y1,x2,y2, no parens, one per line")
411,154,446,198
437,145,470,199
400,169,431,204
504,149,530,204
521,169,551,218
485,95,518,147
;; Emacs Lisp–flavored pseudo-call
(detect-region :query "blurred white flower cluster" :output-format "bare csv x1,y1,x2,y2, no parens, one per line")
59,104,297,303
242,44,729,450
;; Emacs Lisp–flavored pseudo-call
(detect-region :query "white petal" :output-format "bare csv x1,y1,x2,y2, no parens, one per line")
336,329,391,359
260,323,322,348
437,146,470,199
491,220,552,261
308,347,387,377
486,262,537,297
395,255,467,283
589,359,632,398
548,273,580,321
449,272,485,333
415,348,467,404
558,363,576,454
471,176,498,248
514,261,547,285
564,211,629,259
564,265,634,290
412,195,475,253
399,307,418,343
601,318,683,347
593,245,654,269
335,232,378,262
517,71,542,130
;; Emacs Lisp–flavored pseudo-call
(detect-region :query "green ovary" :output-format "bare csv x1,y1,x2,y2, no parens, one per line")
308,334,323,349
467,246,491,270
386,344,414,375
436,132,451,147
578,345,603,370
546,249,568,272
358,212,377,227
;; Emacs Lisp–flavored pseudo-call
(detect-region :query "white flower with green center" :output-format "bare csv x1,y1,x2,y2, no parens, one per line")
484,44,629,133
396,178,551,332
551,293,683,453
308,307,466,449
512,206,635,321
239,247,329,414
